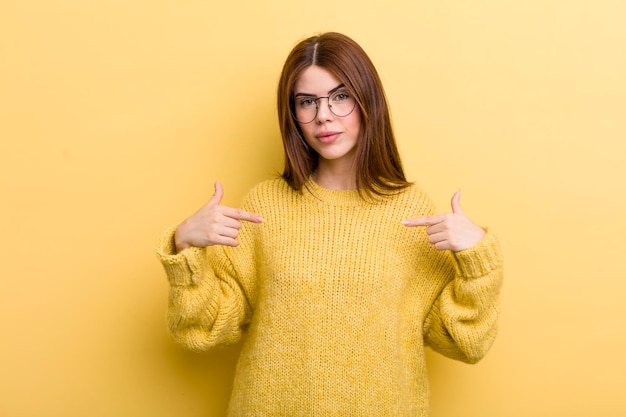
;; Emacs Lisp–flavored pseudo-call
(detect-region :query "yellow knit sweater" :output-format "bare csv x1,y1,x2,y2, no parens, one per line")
157,178,503,416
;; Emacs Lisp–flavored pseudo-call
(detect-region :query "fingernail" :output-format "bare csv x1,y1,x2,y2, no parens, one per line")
401,220,410,226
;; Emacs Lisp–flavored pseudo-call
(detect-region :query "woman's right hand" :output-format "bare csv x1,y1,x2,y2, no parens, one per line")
174,181,264,252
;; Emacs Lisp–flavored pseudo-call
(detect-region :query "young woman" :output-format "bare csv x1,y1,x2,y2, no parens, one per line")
157,32,503,416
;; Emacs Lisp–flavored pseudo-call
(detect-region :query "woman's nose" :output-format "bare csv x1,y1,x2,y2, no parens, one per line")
315,97,334,123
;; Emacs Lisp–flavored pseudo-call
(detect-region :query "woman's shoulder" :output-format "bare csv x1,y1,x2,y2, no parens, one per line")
241,177,293,207
388,182,436,214
246,177,291,197
392,182,430,200
398,182,430,199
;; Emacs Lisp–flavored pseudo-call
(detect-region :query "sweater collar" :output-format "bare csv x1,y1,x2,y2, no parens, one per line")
303,177,366,206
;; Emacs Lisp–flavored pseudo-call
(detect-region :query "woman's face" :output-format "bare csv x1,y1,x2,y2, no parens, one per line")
294,65,361,170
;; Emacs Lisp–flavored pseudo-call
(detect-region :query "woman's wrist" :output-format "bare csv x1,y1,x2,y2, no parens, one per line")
174,224,192,253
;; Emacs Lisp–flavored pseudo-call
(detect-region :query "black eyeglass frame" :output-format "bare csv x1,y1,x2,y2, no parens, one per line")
291,92,358,124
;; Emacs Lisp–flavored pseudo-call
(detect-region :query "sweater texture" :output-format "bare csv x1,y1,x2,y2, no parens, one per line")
157,178,503,416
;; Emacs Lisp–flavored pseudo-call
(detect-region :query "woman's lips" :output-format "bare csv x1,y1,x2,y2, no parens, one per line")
316,131,340,143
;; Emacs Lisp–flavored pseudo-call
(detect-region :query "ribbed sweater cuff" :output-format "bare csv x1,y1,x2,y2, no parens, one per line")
452,229,503,279
156,225,206,287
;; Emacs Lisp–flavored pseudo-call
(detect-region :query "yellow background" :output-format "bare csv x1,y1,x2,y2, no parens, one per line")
2,1,625,416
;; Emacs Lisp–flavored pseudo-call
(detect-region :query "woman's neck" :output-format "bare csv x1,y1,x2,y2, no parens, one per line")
313,161,357,190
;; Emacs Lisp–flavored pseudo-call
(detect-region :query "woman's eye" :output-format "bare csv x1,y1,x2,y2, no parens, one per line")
299,98,316,107
334,92,350,101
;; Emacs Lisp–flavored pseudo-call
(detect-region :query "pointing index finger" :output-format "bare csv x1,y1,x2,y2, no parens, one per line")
401,217,430,227
223,206,264,223
401,214,444,227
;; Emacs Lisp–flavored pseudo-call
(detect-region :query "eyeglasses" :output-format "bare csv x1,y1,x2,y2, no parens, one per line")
292,90,357,124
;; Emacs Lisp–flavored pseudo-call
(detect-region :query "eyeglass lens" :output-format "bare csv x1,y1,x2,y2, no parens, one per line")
293,91,356,124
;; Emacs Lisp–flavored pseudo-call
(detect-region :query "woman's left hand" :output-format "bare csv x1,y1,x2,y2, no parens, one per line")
402,191,486,251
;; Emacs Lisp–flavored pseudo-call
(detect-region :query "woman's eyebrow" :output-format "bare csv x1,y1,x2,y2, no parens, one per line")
294,84,345,97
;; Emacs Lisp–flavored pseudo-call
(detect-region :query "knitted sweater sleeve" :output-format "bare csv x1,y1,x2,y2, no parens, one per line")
156,224,255,352
422,231,503,364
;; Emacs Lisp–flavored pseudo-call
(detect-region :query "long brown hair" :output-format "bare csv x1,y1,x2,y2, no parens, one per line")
277,32,411,199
